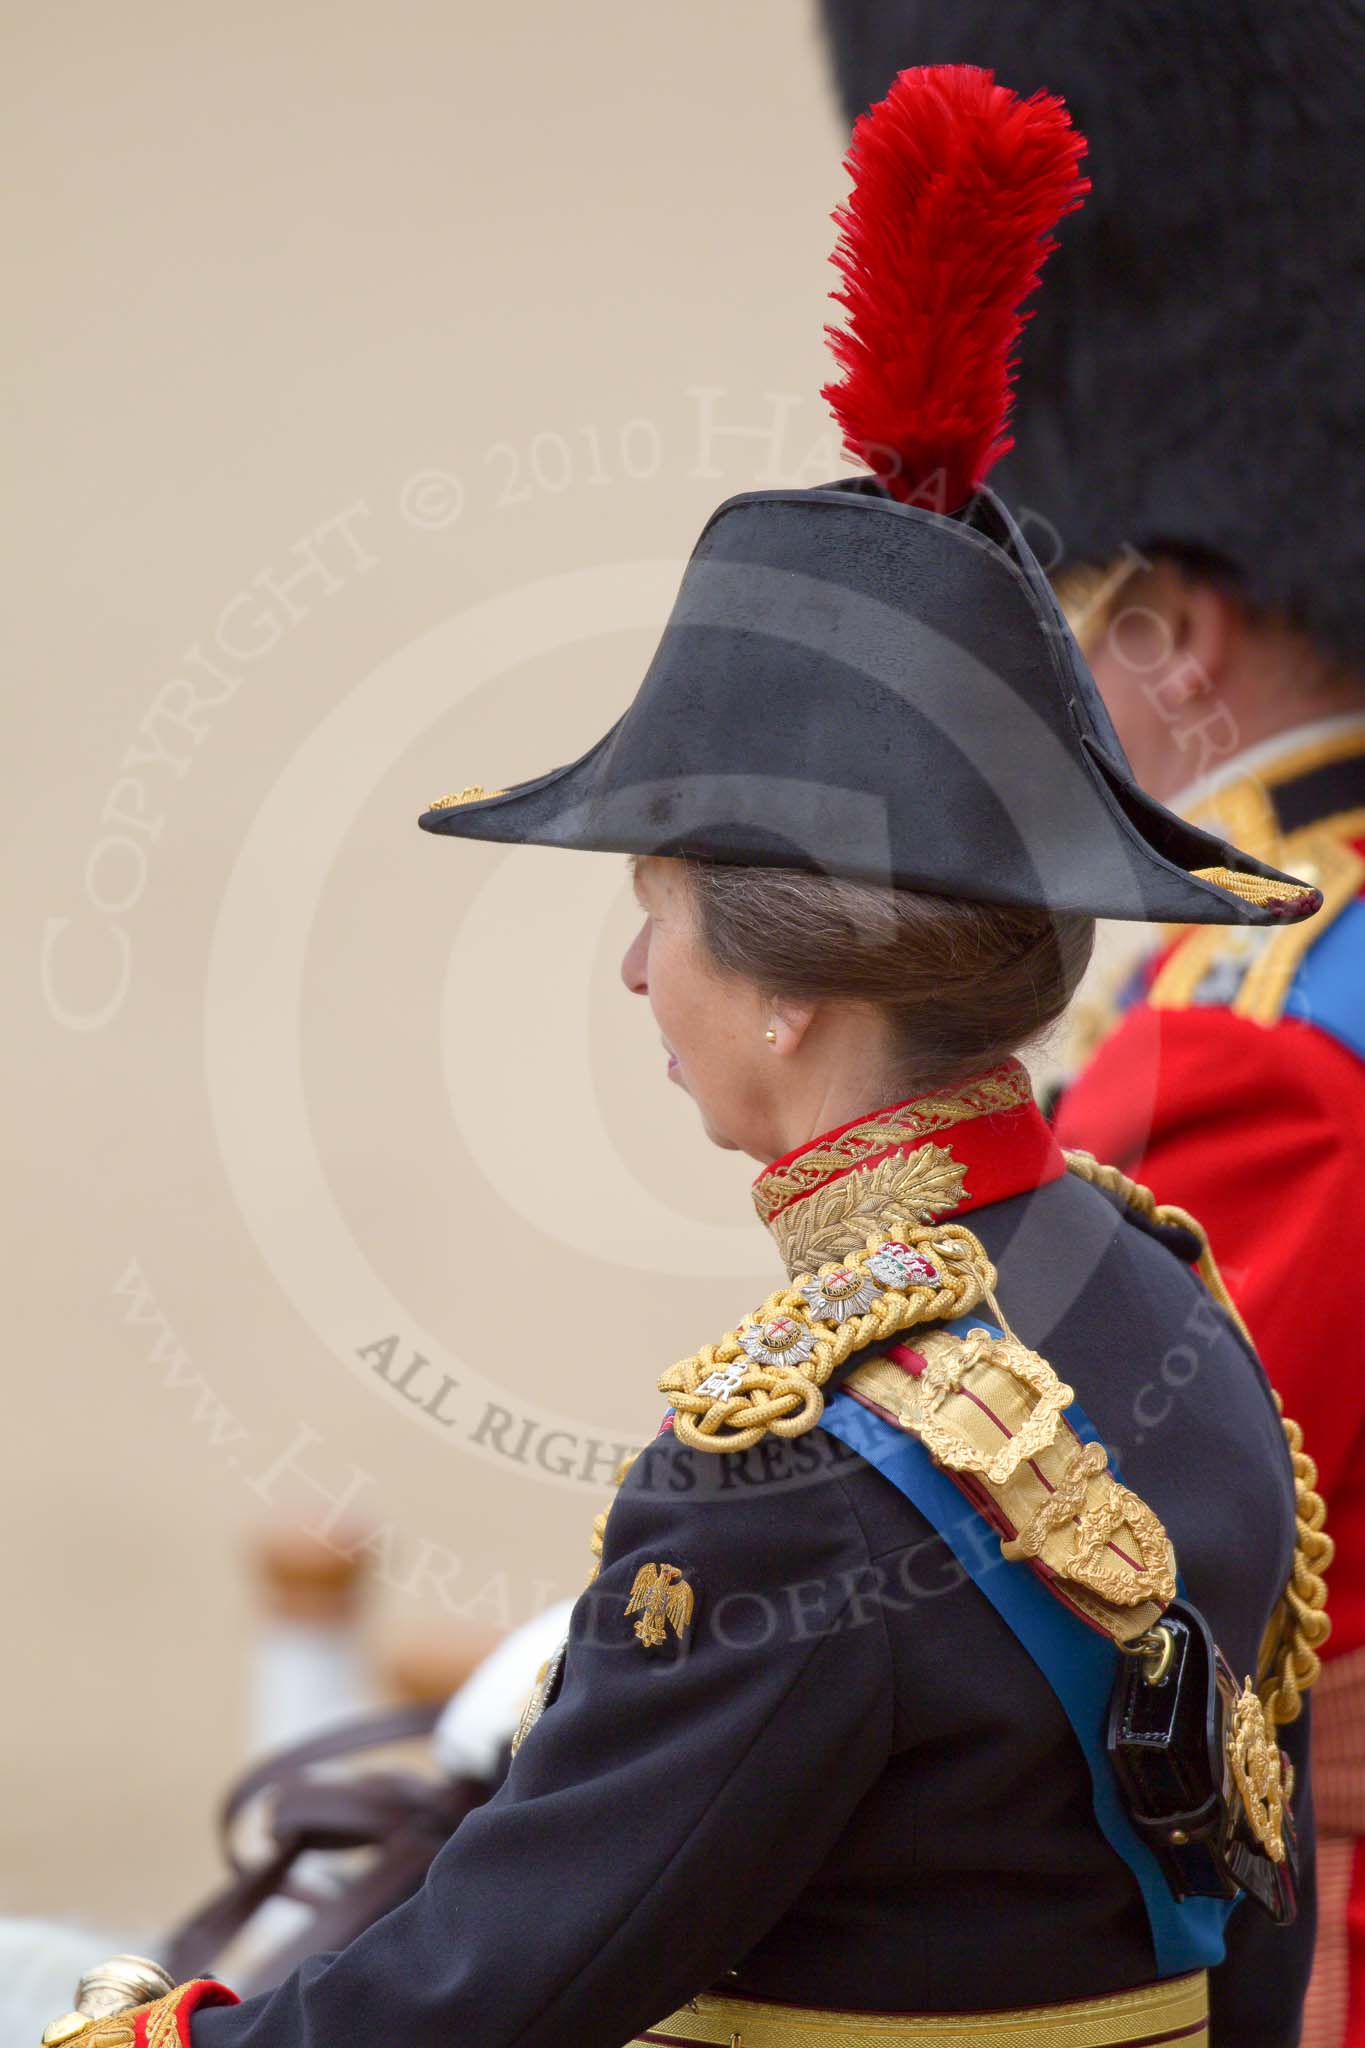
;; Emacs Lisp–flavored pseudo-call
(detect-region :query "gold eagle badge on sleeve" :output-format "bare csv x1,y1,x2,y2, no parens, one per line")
625,1562,695,1650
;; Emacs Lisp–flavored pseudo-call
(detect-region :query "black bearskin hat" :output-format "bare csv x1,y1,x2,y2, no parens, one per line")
819,1,1365,673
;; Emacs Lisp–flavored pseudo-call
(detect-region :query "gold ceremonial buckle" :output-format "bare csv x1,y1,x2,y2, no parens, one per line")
1003,1439,1177,1610
916,1327,1073,1487
1060,1477,1176,1608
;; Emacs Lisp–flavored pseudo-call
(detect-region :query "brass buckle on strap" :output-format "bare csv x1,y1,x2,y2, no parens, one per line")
1118,1622,1178,1686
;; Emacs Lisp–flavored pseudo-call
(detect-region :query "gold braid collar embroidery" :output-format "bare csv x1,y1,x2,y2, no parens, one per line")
751,1065,1030,1223
658,1223,994,1455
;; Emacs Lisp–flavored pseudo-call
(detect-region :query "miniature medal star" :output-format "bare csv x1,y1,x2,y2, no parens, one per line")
625,1562,695,1649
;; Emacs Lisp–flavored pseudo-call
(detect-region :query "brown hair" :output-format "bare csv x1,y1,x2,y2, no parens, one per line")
683,860,1094,1095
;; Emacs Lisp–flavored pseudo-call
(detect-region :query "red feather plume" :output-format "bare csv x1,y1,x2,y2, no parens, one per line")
823,65,1089,513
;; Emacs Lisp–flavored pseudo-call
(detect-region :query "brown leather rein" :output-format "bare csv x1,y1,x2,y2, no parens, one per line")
162,1704,489,1994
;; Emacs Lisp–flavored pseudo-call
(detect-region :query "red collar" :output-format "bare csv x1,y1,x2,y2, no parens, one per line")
752,1059,1064,1277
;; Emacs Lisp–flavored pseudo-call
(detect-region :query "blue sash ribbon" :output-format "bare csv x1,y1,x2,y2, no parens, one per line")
821,1316,1235,1976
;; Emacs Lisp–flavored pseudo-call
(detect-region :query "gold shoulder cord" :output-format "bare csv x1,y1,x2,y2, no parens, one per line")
588,1453,639,1580
1064,1150,1333,1725
584,1226,993,1578
639,1216,1181,1654
512,1450,639,1756
591,1170,1328,1726
657,1223,996,1454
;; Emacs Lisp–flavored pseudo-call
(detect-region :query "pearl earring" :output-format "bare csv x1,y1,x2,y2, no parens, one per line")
764,1028,778,1043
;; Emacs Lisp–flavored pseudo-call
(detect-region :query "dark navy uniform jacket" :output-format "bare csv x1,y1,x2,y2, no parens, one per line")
195,1084,1315,2048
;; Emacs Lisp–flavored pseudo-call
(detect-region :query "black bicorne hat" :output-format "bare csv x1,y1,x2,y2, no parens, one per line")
421,67,1320,930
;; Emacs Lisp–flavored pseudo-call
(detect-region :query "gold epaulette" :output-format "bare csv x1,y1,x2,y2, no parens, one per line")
588,1451,640,1579
844,1329,1175,1645
657,1224,996,1455
1151,825,1363,1023
1064,1151,1333,1723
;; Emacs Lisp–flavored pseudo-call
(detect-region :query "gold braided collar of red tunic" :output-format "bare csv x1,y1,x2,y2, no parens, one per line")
752,1059,1064,1280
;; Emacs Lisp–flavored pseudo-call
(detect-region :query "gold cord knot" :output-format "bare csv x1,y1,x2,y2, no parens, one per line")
659,1224,995,1455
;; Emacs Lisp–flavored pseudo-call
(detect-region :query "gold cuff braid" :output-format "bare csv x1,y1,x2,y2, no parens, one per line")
1063,1150,1333,1724
43,1989,184,2048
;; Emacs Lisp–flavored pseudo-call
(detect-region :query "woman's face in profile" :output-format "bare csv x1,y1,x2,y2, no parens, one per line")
621,858,779,1160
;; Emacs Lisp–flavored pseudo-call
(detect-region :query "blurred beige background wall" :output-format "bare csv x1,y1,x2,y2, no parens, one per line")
4,0,857,1928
